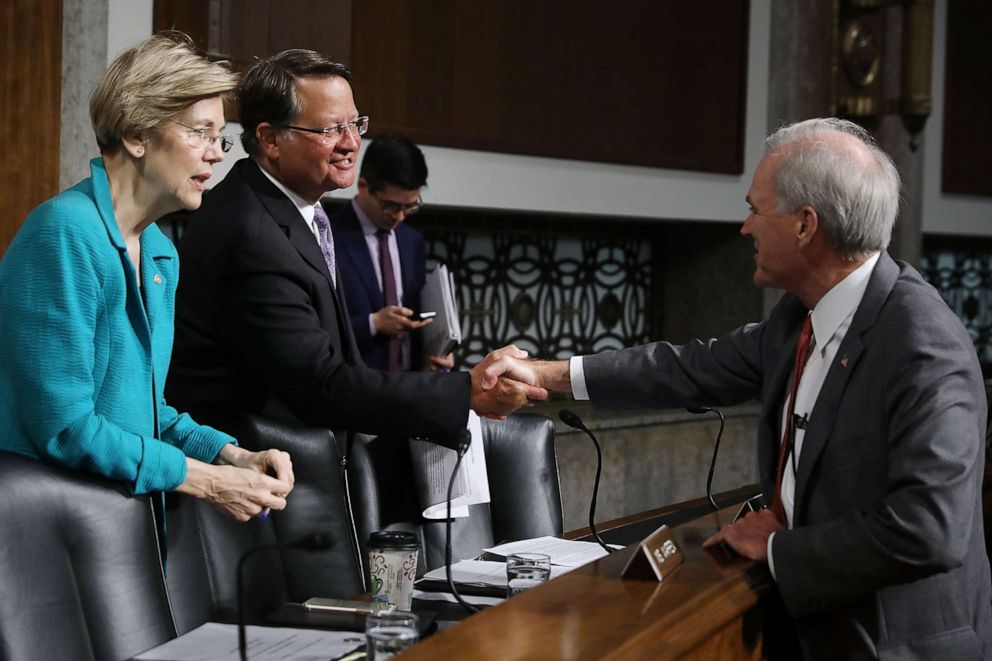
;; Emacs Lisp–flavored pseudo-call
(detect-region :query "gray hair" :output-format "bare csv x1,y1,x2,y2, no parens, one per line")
765,118,901,261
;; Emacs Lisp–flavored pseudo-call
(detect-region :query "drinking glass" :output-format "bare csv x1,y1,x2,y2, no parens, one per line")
365,610,419,660
506,552,551,597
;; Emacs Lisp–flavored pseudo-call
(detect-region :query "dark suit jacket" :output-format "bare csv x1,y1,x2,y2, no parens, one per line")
329,201,427,371
166,158,470,441
583,253,992,660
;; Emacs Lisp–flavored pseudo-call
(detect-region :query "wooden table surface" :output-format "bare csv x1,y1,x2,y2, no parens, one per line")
399,493,772,660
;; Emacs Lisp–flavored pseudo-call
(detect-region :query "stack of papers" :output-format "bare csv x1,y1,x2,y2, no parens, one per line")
481,536,620,567
133,623,362,661
415,536,622,598
420,264,461,357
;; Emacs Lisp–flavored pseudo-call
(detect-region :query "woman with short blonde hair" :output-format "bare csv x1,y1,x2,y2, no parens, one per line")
0,32,294,523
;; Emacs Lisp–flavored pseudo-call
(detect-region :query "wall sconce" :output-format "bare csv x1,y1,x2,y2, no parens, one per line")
831,0,935,151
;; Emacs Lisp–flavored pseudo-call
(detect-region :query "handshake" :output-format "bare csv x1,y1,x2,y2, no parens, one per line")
468,345,571,420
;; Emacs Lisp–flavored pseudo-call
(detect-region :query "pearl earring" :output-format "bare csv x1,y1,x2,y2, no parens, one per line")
136,147,144,156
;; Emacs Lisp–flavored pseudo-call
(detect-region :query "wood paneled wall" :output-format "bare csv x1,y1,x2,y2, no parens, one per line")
155,0,750,174
942,2,992,197
1,0,62,255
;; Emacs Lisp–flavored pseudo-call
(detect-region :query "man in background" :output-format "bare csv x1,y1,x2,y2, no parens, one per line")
480,118,992,659
330,133,453,373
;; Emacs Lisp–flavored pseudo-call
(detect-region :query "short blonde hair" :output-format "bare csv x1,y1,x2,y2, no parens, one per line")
89,32,237,153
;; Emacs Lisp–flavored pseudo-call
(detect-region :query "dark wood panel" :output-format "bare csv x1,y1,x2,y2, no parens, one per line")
941,1,992,197
352,0,750,173
156,0,750,174
0,0,62,256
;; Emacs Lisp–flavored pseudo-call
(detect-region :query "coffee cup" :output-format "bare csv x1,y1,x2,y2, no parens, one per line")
368,530,420,610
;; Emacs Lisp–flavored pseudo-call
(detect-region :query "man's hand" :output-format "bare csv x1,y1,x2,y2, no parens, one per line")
423,353,455,372
476,348,572,394
372,306,431,338
702,508,784,562
470,345,549,419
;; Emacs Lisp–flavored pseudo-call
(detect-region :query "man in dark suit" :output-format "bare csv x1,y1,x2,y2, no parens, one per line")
480,118,992,659
329,133,453,373
166,49,544,444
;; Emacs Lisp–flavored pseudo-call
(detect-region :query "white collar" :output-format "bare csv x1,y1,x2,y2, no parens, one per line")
810,252,880,350
255,160,319,223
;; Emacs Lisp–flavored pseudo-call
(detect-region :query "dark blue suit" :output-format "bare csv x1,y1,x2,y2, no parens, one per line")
329,201,426,371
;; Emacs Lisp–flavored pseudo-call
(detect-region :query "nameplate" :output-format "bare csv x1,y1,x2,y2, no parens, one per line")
620,524,684,582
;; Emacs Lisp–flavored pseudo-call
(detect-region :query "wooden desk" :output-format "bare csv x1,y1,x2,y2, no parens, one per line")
402,493,772,660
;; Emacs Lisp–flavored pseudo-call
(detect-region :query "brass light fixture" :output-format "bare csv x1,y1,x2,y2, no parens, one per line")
831,0,935,150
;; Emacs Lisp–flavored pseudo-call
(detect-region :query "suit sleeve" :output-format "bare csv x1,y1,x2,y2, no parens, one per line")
772,302,986,617
218,214,470,440
583,321,768,409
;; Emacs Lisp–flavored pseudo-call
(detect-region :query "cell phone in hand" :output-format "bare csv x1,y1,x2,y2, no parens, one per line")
414,311,437,321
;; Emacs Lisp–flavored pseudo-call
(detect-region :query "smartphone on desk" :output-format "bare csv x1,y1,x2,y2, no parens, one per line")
302,598,386,615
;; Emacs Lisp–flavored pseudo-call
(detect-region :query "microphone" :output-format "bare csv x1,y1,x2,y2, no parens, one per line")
558,409,613,554
445,429,480,613
686,407,726,511
237,532,332,661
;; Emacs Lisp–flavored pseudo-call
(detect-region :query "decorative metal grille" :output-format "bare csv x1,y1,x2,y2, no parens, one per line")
920,250,992,373
423,230,653,367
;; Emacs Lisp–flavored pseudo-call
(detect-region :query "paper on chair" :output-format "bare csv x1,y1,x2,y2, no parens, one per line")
133,622,362,660
409,411,490,520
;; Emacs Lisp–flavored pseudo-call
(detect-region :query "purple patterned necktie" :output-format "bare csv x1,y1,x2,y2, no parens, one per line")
312,203,336,287
376,229,403,372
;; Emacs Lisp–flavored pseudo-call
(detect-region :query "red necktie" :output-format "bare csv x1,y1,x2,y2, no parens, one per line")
376,229,403,372
771,314,814,526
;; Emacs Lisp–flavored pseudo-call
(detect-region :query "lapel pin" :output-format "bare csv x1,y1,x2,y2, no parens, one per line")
153,274,162,285
840,355,849,368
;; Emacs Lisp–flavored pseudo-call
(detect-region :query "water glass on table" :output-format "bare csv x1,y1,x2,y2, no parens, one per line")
506,552,552,597
365,610,419,660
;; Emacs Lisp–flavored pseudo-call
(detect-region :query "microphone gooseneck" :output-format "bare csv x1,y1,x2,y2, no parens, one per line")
237,532,332,661
558,409,613,554
686,407,727,511
445,439,480,613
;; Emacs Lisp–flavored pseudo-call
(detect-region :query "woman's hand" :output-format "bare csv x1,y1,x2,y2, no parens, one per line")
216,444,295,489
176,453,294,522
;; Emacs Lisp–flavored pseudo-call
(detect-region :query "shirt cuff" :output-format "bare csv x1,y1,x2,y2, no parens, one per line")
368,313,377,336
766,532,777,580
570,356,590,400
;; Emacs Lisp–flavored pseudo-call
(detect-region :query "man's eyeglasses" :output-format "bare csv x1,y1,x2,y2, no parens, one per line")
280,116,370,145
174,122,236,152
374,193,422,216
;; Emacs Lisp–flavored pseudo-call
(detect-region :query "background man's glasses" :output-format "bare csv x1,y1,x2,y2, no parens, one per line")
374,193,422,216
280,116,370,145
174,122,236,152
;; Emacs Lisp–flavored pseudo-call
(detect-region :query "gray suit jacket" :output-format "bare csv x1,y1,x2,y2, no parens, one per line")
584,253,992,660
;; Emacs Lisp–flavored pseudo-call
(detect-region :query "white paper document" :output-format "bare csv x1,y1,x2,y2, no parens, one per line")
410,411,490,520
484,536,621,567
412,588,505,607
133,622,363,661
420,263,461,357
421,559,572,587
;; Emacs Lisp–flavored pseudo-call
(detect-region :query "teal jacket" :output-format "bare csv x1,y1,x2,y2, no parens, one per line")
0,158,234,494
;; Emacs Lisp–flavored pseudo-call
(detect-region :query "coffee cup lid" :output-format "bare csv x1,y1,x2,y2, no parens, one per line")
368,530,420,550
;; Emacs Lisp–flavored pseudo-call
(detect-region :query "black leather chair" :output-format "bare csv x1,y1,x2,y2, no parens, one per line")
0,452,176,661
165,412,372,634
352,413,563,570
